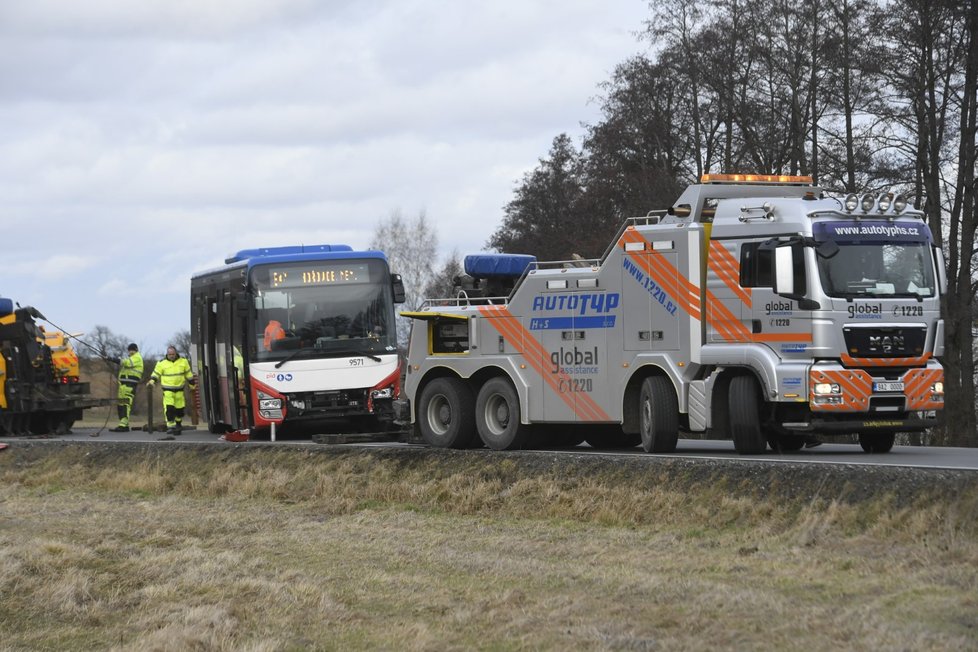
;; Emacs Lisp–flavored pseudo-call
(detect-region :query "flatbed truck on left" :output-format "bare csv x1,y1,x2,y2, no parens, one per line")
0,297,108,436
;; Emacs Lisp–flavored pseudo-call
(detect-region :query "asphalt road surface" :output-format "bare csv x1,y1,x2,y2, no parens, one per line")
3,426,977,472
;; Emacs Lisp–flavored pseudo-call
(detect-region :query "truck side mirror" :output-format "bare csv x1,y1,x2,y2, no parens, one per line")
933,247,948,295
392,274,406,304
774,246,795,295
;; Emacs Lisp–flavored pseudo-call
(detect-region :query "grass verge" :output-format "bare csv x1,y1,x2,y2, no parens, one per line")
1,443,976,650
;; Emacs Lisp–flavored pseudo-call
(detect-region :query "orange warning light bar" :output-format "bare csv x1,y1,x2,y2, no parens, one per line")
701,173,813,184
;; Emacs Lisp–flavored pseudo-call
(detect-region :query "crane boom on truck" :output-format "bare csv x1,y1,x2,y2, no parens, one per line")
395,174,946,454
0,297,109,436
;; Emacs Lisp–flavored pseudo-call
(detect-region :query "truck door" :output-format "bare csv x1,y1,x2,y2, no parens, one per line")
740,240,813,358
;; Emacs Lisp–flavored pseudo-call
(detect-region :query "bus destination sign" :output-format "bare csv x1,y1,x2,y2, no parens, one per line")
269,263,370,288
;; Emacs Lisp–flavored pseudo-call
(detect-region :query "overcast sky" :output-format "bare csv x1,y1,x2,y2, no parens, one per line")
1,0,649,353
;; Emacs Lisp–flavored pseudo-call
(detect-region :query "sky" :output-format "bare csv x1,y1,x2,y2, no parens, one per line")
1,0,649,353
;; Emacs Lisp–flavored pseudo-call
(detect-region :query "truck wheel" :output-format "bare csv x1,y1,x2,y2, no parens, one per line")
418,378,476,448
475,377,529,450
858,432,895,453
729,375,766,454
639,376,679,453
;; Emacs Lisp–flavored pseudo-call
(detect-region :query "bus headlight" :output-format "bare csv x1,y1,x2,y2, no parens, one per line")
371,388,393,400
259,398,282,410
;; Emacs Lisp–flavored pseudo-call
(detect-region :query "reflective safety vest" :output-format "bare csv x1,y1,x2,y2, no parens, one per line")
118,352,144,387
151,355,194,391
264,320,286,350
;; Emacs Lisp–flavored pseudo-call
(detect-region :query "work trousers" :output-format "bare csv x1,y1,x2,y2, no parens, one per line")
161,388,187,429
116,383,136,427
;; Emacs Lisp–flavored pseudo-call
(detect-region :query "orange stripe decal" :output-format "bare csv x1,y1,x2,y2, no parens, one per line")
477,306,611,421
841,352,931,368
622,230,811,344
709,240,752,307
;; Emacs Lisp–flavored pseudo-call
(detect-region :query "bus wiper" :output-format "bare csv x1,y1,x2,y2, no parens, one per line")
324,348,383,362
274,347,318,369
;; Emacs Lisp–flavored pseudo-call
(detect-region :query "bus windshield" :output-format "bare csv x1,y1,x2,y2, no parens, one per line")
250,259,397,361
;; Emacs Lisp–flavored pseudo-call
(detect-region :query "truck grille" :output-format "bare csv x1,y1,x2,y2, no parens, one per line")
842,326,927,358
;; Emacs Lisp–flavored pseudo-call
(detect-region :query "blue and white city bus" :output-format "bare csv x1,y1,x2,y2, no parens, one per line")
190,244,405,436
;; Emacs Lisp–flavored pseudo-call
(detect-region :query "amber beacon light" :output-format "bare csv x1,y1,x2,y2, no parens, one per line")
700,173,813,184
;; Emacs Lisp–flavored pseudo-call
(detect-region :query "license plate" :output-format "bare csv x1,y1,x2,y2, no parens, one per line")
873,382,904,393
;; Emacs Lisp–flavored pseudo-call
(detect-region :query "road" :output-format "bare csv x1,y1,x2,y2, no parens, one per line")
3,426,977,472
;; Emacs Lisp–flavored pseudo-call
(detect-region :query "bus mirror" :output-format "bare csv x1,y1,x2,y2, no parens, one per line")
392,274,406,304
774,246,795,295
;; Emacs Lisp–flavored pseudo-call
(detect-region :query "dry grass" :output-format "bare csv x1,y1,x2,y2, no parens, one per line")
1,445,976,651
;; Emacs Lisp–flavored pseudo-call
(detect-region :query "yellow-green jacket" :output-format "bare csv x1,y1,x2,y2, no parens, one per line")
150,356,194,391
118,352,144,387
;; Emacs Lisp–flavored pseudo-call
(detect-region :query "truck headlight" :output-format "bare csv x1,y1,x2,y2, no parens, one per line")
932,382,943,394
259,398,282,410
813,383,840,395
371,388,393,400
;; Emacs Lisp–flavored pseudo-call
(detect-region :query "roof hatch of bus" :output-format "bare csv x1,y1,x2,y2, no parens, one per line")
225,244,354,264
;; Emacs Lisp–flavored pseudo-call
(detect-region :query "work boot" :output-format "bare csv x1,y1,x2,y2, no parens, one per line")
109,426,130,432
173,424,183,436
166,427,177,435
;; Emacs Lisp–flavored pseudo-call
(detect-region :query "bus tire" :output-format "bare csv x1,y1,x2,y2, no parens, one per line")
729,375,766,454
640,376,679,453
859,432,895,453
418,378,476,448
475,377,529,450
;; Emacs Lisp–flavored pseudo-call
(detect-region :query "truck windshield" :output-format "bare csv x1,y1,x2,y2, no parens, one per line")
249,259,397,361
816,242,935,298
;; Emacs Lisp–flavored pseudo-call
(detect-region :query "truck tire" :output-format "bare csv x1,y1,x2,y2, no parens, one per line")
729,375,766,454
639,376,679,453
418,378,477,448
475,377,529,450
858,432,895,453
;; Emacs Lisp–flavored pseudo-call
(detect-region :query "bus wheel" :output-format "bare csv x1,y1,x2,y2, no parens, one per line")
729,375,766,454
418,378,476,448
475,377,529,450
640,376,678,453
858,432,895,453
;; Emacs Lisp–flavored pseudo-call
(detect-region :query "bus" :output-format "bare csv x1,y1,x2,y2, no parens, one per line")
190,244,405,436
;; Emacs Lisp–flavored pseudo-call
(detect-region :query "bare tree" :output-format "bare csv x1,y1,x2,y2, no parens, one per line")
423,250,463,300
370,209,438,345
79,325,130,361
170,330,192,358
